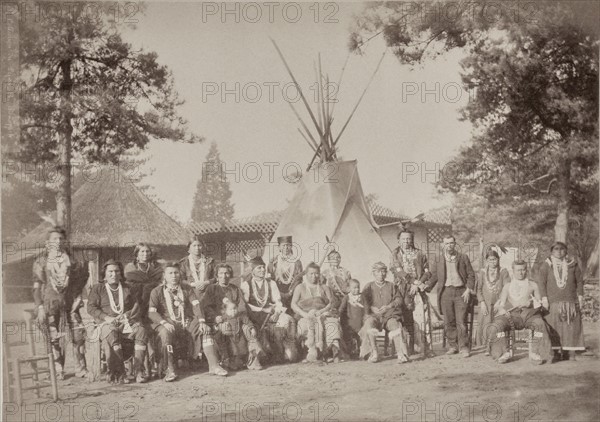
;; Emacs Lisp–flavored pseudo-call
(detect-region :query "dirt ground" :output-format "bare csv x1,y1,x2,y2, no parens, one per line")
4,320,599,422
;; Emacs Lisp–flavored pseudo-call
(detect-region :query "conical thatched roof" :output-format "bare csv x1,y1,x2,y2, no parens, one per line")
17,167,189,250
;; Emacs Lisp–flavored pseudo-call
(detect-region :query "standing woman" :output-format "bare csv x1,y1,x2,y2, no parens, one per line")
475,250,510,355
179,236,215,300
124,243,164,322
537,242,585,361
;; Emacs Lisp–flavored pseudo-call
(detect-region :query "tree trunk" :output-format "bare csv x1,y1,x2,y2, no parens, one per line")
554,158,571,243
56,58,73,238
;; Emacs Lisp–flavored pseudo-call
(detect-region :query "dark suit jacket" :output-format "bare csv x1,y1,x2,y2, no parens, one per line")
427,253,475,314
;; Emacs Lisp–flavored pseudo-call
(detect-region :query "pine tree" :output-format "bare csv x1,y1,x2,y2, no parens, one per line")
191,142,234,224
13,3,201,238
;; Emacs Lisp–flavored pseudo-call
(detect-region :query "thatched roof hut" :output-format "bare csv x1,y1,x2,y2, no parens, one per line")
3,167,190,302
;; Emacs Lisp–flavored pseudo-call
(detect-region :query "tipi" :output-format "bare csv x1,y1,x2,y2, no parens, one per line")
263,41,391,284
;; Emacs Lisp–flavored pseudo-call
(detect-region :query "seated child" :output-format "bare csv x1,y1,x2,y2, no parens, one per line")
338,279,365,358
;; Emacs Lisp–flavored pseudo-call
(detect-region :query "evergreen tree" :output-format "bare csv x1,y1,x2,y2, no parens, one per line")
191,142,234,224
13,3,201,238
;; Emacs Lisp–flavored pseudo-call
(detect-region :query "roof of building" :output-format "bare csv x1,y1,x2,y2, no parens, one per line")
18,167,189,249
187,203,451,235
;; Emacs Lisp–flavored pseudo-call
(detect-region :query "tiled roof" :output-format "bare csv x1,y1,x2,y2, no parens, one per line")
423,207,452,225
187,204,450,235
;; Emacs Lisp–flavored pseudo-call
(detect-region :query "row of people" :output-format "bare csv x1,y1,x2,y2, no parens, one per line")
33,228,584,382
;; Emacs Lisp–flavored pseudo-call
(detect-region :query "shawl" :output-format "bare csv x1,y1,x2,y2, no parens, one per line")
124,261,163,318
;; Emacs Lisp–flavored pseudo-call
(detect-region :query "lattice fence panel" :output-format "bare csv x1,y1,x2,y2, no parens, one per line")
427,227,451,245
226,239,264,255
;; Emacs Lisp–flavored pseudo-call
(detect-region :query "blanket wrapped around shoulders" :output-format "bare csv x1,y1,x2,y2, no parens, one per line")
124,261,163,321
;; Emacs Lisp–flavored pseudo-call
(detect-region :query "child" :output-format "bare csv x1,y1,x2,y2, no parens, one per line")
338,279,365,358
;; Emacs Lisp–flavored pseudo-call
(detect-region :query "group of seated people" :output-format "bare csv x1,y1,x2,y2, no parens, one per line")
33,228,585,384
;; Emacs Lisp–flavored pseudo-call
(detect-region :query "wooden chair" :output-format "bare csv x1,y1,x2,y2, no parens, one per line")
4,310,58,404
509,327,534,357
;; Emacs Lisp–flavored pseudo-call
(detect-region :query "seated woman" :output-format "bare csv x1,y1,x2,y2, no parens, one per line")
291,262,343,363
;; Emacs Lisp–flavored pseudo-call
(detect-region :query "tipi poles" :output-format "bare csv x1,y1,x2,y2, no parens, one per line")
270,38,325,142
307,50,387,170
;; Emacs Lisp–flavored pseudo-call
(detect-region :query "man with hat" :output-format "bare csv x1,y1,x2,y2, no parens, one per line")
241,256,298,364
87,259,149,383
359,262,411,364
33,226,89,380
536,241,585,361
201,263,264,371
148,262,227,381
267,235,303,309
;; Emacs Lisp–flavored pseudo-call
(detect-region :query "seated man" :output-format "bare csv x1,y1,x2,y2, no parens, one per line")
489,260,552,364
201,263,263,371
360,262,410,364
148,262,227,381
292,262,343,363
240,257,297,364
87,259,148,384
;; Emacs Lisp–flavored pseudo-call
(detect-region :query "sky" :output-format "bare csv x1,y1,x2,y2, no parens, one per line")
121,1,472,222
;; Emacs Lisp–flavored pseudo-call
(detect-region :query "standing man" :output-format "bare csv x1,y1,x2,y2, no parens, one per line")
429,235,476,358
360,262,410,364
390,229,434,356
267,236,303,309
201,263,264,371
148,262,227,382
34,226,89,380
87,260,149,384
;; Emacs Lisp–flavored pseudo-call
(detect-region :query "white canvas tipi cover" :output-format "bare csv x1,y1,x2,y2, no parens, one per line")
264,160,391,284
